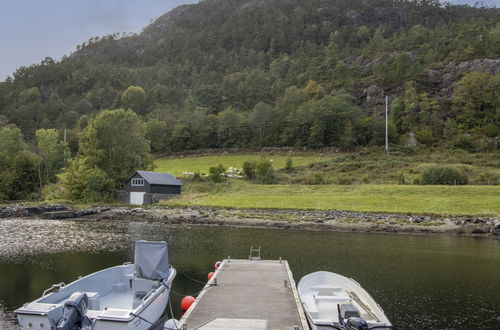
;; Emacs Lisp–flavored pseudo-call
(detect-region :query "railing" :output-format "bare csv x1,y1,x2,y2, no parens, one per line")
42,282,65,296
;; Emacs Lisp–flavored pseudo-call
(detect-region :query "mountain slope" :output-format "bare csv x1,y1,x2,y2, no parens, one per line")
0,0,498,151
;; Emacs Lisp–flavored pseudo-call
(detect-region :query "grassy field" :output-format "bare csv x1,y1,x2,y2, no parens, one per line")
154,150,500,185
154,153,326,176
154,150,499,216
161,181,500,216
282,150,500,185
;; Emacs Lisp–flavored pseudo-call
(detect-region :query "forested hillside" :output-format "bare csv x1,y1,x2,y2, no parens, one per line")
0,0,499,154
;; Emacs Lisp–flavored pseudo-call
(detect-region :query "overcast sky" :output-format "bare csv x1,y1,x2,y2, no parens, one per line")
0,0,498,81
0,0,197,81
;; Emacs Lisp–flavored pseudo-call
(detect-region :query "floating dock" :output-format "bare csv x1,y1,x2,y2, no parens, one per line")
178,258,309,330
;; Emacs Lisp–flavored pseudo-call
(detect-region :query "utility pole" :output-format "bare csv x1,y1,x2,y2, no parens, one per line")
385,95,389,153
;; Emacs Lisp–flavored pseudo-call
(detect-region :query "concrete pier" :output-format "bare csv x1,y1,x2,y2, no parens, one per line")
178,259,309,330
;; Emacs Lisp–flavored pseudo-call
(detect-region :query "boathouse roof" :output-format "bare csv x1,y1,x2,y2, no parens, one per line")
131,171,182,186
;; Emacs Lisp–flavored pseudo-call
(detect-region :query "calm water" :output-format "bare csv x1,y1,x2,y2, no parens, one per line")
0,218,499,329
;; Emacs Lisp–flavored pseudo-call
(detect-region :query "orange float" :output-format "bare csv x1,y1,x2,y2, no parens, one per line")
180,296,195,311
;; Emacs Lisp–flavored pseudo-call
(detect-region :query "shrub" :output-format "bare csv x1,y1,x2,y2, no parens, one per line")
421,166,468,185
242,160,256,179
307,173,325,185
449,136,476,153
478,171,499,185
416,128,434,146
192,172,204,182
256,159,275,184
483,123,498,137
59,158,88,200
41,183,65,201
59,158,115,201
284,157,294,172
82,168,115,202
208,164,225,182
337,176,353,185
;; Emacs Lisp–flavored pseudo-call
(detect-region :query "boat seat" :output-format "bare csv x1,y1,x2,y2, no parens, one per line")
312,285,342,291
312,285,344,296
112,283,127,293
84,292,100,310
315,296,351,304
86,309,101,319
98,308,131,320
315,296,352,320
131,278,153,293
22,302,62,313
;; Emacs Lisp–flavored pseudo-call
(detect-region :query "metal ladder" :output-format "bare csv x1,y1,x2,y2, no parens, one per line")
248,246,261,260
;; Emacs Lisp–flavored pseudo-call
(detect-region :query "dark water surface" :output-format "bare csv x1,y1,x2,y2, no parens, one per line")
0,218,499,329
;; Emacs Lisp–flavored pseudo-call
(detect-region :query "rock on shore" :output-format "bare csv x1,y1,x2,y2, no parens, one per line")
1,204,498,237
0,204,108,219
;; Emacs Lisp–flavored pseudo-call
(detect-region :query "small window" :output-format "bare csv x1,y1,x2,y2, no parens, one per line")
131,178,145,186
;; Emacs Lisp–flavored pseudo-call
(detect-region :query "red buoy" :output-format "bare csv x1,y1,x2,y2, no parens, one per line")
208,272,214,280
214,261,222,270
180,296,195,311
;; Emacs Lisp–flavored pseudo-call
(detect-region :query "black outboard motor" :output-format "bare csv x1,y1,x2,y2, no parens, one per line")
346,317,369,330
56,292,92,330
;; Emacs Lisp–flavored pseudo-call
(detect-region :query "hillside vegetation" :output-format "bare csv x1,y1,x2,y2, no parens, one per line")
154,149,500,185
0,0,498,152
0,0,499,203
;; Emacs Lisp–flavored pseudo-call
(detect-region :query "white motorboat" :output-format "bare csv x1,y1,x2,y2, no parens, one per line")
15,241,176,330
298,271,392,330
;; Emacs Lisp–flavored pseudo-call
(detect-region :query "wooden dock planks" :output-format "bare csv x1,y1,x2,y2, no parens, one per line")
178,259,309,330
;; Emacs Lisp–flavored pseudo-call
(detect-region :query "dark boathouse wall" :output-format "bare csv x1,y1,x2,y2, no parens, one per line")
125,173,150,193
125,173,181,195
150,184,181,195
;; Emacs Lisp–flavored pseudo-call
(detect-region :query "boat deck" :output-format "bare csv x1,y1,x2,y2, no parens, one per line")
178,259,309,330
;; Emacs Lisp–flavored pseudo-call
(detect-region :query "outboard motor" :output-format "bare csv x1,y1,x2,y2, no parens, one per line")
346,317,368,330
56,292,92,330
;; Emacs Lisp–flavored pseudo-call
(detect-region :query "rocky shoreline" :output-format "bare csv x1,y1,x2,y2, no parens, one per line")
1,204,499,237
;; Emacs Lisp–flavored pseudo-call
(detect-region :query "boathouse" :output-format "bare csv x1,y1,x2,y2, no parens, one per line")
124,171,181,205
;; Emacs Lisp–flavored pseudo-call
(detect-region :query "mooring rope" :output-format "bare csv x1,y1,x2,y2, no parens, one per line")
178,269,209,285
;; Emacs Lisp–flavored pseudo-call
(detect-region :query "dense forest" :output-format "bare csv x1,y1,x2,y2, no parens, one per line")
0,0,499,200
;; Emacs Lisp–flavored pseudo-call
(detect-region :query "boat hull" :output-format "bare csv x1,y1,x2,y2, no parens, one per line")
16,265,176,330
298,271,392,330
92,281,171,330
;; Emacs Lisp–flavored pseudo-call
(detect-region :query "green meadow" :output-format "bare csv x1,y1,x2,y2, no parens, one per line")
161,182,500,216
153,151,500,216
154,153,325,176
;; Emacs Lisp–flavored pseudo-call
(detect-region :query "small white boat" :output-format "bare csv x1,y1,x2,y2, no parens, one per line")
298,271,392,330
15,241,176,330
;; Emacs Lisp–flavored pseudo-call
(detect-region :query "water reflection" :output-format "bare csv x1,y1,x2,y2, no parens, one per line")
0,218,499,329
0,219,131,264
